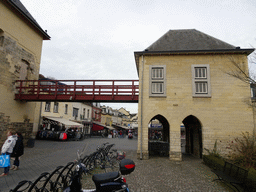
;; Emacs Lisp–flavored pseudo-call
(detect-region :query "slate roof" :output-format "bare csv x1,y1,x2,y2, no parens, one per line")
146,29,236,51
5,0,50,40
134,29,255,74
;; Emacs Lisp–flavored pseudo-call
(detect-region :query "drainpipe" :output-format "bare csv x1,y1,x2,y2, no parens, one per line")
140,54,144,160
38,102,42,128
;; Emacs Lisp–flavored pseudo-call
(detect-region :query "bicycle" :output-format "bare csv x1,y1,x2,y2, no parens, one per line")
63,147,135,192
94,143,120,173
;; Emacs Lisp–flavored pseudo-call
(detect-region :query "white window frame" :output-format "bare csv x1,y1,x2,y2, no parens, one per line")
53,102,59,113
45,102,51,112
73,107,79,118
192,64,211,97
87,109,90,119
149,65,166,97
82,108,85,119
64,104,68,114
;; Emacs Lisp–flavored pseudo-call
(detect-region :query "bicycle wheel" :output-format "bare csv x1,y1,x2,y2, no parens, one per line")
95,151,106,169
104,158,120,173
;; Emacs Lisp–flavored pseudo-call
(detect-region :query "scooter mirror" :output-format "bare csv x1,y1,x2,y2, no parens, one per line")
77,150,81,160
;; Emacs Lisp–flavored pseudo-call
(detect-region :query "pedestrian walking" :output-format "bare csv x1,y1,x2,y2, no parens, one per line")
0,131,17,177
10,132,24,171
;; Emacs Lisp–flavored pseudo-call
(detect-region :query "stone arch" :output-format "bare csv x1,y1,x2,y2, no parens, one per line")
148,114,170,156
182,115,202,158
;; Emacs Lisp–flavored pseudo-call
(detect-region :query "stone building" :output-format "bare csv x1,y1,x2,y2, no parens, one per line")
134,29,254,161
0,0,50,145
101,105,113,126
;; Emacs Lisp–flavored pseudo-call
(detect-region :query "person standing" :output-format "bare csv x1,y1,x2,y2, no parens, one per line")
11,132,24,171
0,131,17,177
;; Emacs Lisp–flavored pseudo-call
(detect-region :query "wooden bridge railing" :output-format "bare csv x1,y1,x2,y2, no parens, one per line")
14,79,139,103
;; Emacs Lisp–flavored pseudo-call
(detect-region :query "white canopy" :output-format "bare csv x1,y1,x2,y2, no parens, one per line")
44,116,83,128
114,125,130,130
105,125,115,130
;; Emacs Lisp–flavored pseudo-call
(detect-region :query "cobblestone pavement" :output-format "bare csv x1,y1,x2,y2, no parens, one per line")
0,137,230,192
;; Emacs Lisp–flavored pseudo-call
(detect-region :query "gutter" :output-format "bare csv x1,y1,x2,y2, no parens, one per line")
134,48,255,75
140,55,144,160
134,48,255,56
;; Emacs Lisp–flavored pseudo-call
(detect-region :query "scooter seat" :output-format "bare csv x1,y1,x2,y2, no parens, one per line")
92,171,120,185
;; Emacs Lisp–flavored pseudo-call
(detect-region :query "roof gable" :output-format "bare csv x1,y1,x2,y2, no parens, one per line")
146,29,235,51
6,0,50,40
134,29,255,76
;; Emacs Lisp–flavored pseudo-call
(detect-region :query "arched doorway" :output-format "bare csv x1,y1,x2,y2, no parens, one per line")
148,115,170,157
182,115,202,158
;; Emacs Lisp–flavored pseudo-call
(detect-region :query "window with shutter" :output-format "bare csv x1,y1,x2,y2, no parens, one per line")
149,65,166,97
192,65,211,97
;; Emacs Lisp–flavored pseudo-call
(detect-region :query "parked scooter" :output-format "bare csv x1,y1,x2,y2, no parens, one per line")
128,133,133,139
63,150,135,192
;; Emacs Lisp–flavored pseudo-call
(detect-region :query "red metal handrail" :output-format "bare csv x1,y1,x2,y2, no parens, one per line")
15,79,139,103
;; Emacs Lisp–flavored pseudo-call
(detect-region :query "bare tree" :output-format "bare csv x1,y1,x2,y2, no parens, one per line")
225,50,256,85
225,50,256,136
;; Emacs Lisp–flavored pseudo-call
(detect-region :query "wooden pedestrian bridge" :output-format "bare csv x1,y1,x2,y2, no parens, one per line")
14,79,139,103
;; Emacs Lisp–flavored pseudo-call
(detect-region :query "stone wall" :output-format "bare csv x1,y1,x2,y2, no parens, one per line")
0,112,33,147
0,30,42,138
0,1,46,144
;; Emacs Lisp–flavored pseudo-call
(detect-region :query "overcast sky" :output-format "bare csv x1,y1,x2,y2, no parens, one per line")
21,0,256,113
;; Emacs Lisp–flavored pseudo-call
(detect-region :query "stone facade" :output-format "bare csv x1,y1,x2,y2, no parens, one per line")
0,1,50,146
135,30,255,161
41,101,92,121
0,112,33,146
